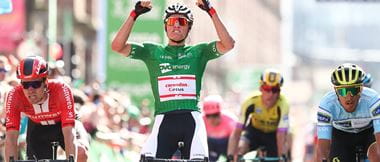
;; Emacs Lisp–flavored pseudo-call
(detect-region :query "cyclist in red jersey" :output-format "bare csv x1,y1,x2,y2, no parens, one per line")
4,56,88,162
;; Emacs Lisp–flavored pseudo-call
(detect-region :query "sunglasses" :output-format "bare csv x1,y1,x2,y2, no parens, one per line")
335,85,362,97
166,17,189,26
206,113,220,118
21,80,43,89
0,68,7,73
261,85,281,93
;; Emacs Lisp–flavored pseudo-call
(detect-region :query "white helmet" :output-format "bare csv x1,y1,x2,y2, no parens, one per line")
164,3,194,23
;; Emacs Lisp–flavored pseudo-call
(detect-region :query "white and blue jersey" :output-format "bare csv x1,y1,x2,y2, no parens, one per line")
317,87,380,139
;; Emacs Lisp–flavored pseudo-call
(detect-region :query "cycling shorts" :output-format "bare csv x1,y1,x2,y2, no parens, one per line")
241,126,278,157
26,119,88,160
330,127,375,162
140,111,208,159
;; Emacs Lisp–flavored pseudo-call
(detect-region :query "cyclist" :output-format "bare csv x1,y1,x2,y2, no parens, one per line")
227,69,290,162
4,56,88,162
202,95,237,162
111,0,234,159
316,63,380,162
363,73,373,88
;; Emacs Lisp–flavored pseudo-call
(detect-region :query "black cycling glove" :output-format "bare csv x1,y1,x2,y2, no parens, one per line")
197,0,216,16
130,1,151,20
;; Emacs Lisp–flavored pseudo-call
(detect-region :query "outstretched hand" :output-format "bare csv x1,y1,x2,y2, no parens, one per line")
131,1,152,20
196,0,211,11
196,0,216,16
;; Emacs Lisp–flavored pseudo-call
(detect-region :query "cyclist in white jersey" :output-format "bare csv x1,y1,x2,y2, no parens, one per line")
316,63,380,162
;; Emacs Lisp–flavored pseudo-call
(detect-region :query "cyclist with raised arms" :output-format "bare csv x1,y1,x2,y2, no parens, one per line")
4,56,88,162
227,69,290,162
111,0,234,160
316,63,380,162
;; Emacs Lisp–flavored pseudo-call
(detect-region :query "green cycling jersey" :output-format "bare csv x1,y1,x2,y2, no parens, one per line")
129,41,222,115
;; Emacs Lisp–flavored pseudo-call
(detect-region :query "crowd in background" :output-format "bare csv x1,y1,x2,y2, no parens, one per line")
0,53,156,162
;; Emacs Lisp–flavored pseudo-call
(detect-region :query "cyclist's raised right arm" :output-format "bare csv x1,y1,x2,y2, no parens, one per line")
111,1,151,57
111,15,135,56
5,130,19,162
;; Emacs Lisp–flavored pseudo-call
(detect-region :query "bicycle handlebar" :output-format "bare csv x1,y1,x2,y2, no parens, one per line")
10,155,75,162
140,155,208,162
141,159,207,162
239,155,288,162
10,160,71,162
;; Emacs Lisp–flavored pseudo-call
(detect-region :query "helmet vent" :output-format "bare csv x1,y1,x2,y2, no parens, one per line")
23,58,34,76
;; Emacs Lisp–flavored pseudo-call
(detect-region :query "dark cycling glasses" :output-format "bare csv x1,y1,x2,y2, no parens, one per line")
0,68,7,73
335,85,362,97
166,17,188,26
206,113,220,118
261,85,281,93
21,80,43,89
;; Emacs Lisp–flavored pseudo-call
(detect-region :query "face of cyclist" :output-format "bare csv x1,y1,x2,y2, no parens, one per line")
335,85,362,112
260,85,280,108
21,78,47,104
205,113,221,126
165,14,190,45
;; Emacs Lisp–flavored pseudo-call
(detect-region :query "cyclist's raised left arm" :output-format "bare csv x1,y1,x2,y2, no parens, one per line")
197,0,235,54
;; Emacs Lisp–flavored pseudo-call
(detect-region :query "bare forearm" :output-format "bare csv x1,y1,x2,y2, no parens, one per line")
62,127,77,161
227,130,241,156
316,139,331,161
111,16,135,54
64,136,76,160
276,131,287,156
375,134,380,157
211,13,235,53
5,132,19,162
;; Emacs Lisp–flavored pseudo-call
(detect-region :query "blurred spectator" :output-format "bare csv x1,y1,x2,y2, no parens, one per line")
0,56,9,162
202,95,237,162
363,73,373,88
48,60,68,82
0,55,12,119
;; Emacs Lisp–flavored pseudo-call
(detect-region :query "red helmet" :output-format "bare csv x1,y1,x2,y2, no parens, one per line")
203,95,223,115
17,56,48,80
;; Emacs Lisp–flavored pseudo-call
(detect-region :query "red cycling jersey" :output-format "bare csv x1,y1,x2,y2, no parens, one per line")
5,79,76,131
